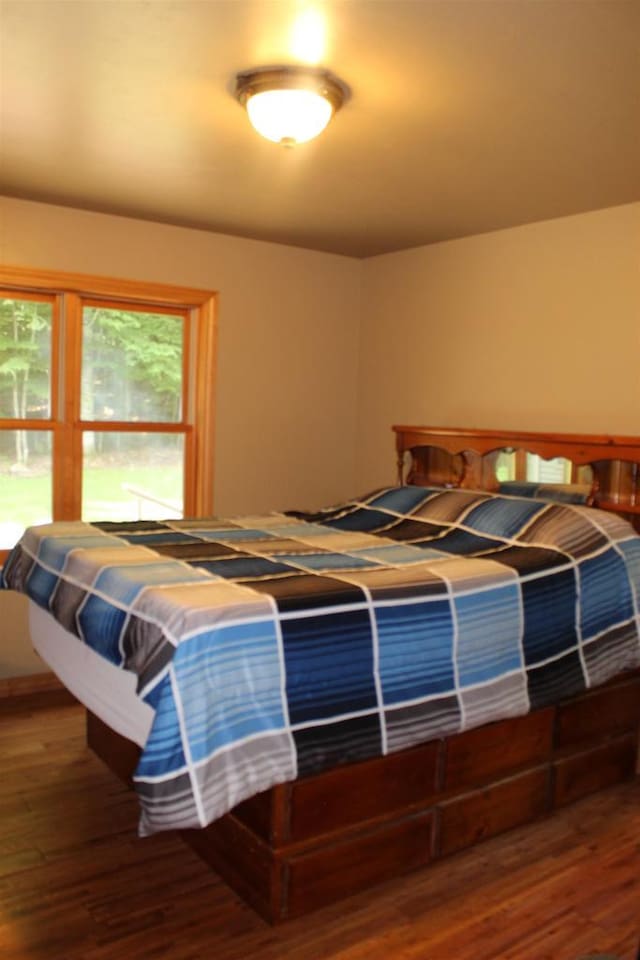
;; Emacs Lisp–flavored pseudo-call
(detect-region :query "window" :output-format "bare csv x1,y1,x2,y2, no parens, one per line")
0,267,216,559
494,450,592,486
494,451,573,483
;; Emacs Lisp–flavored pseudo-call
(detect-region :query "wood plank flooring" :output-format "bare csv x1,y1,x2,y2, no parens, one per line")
1,699,639,960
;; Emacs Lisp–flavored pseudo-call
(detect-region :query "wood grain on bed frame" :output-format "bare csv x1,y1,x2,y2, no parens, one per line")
87,426,640,923
393,425,640,531
88,671,640,923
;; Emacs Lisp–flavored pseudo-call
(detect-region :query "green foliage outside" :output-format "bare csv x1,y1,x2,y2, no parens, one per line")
1,298,185,542
82,305,183,422
0,298,51,420
0,297,183,470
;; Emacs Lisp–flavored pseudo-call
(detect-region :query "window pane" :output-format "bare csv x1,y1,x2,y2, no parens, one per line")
526,454,572,484
82,432,184,522
495,451,515,482
81,307,184,422
0,430,52,548
0,297,52,419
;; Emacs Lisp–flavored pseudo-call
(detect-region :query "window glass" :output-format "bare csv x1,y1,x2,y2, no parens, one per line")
0,297,52,420
81,306,184,422
82,432,184,521
495,450,592,487
526,453,571,484
0,430,52,548
0,269,215,561
495,451,515,482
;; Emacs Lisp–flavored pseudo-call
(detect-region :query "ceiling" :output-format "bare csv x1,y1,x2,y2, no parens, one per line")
1,0,639,258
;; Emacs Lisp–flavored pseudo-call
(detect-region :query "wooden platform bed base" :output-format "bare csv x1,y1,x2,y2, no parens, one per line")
88,426,640,923
87,669,640,924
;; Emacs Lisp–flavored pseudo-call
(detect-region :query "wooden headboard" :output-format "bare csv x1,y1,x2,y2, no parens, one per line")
393,425,640,532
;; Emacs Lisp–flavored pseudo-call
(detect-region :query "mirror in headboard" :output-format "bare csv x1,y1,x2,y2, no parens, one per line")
393,425,640,532
483,449,593,504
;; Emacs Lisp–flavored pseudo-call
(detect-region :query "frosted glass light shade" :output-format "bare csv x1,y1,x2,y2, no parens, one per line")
246,88,334,145
236,66,346,147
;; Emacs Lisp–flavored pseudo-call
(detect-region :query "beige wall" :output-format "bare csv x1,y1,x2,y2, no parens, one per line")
1,197,364,512
0,196,363,675
2,198,639,677
356,203,640,490
0,592,34,677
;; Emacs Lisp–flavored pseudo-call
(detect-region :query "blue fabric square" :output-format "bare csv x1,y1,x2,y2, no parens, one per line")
365,487,433,514
521,568,578,664
135,673,187,776
77,597,127,663
282,608,377,723
618,538,640,596
455,583,523,685
579,548,635,640
81,561,212,662
376,598,455,703
354,544,428,565
173,619,285,761
24,561,59,608
38,534,121,572
429,528,502,555
94,561,209,604
465,498,548,538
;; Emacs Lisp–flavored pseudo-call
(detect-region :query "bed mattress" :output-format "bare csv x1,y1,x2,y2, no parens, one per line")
29,600,153,747
5,485,640,837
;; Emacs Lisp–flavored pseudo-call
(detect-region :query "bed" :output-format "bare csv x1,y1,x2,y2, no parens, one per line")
3,425,640,923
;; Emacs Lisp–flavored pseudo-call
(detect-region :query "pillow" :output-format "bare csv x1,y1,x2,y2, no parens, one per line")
497,481,590,505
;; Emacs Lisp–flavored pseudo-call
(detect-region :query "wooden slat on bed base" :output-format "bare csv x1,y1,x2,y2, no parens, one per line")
87,668,640,924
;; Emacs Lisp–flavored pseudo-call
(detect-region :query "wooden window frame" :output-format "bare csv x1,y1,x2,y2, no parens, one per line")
0,266,217,561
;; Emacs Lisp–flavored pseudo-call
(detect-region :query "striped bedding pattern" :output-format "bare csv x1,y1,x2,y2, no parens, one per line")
3,485,640,836
497,481,590,504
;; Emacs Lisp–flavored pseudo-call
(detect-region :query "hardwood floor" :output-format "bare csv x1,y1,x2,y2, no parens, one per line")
1,699,639,960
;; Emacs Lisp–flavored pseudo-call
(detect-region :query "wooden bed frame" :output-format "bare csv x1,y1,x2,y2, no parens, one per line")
87,426,640,924
393,425,640,532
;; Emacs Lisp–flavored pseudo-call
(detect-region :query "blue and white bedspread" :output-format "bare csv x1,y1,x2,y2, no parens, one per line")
3,486,640,836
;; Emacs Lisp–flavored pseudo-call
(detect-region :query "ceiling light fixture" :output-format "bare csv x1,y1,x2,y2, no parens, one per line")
235,66,347,147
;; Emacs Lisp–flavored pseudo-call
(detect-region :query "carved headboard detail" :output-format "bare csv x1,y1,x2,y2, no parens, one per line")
393,425,640,532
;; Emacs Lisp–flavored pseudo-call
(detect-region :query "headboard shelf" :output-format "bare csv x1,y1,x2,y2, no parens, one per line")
392,425,640,531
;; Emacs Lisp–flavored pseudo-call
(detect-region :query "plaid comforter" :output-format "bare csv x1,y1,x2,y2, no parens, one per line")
3,485,640,836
